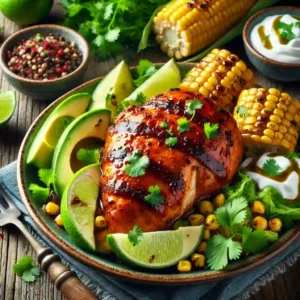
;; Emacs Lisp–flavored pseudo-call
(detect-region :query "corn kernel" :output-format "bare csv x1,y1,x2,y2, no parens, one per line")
263,129,274,138
213,194,225,207
265,101,277,109
95,216,107,229
199,200,214,216
266,94,278,102
261,136,272,144
197,241,207,253
177,260,192,272
199,86,209,97
191,253,206,268
270,115,281,124
203,229,211,240
252,216,268,230
269,88,281,96
55,214,63,227
251,200,265,215
269,218,282,232
236,61,247,72
45,202,60,216
205,214,220,230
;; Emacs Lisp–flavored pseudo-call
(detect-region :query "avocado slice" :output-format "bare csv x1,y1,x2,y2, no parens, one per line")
27,93,91,169
52,109,111,198
89,61,133,121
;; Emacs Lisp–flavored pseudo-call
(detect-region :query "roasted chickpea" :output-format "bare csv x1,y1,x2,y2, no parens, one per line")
189,214,205,226
252,216,268,230
205,214,220,230
268,218,282,232
199,200,214,216
213,194,225,207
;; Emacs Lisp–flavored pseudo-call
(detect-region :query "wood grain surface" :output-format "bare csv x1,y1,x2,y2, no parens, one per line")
1,1,300,299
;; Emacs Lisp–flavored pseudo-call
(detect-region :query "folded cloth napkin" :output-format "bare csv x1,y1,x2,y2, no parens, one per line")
1,162,300,300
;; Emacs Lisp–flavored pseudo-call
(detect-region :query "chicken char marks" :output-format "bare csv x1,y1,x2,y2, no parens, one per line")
101,90,243,233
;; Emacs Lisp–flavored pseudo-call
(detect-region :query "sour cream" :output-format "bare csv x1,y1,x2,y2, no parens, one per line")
241,153,300,201
250,14,300,64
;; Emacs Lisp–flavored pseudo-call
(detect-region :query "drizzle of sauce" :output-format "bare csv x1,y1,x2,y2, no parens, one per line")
258,25,273,49
272,16,289,45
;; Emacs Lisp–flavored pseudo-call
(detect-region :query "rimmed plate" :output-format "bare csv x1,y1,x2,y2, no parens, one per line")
17,63,300,285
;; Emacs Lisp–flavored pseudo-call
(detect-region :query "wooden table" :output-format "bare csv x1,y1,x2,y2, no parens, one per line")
1,1,300,299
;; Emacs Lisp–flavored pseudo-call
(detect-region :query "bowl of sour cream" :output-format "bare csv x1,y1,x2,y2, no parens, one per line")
243,6,300,82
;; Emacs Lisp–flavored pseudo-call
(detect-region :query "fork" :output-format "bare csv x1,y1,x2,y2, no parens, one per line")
0,186,97,300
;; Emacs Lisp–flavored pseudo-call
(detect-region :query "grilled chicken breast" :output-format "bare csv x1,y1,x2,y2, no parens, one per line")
101,90,243,233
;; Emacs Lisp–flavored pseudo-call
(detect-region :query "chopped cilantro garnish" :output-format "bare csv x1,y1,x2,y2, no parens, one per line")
177,117,191,133
128,225,143,246
29,169,53,203
277,21,300,41
236,105,248,117
77,148,103,166
166,129,174,136
124,150,149,177
144,185,164,206
160,121,168,129
285,152,300,160
165,137,178,147
204,122,219,139
13,255,41,283
262,158,281,176
185,99,203,120
134,60,157,88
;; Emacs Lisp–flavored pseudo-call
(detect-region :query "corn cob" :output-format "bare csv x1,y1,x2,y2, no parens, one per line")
180,49,255,111
153,0,257,59
234,88,299,153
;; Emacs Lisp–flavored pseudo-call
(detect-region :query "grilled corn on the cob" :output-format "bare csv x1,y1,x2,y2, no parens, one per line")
153,0,257,59
234,88,299,153
180,49,255,111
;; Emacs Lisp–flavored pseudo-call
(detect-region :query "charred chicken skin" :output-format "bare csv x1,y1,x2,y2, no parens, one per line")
101,90,243,233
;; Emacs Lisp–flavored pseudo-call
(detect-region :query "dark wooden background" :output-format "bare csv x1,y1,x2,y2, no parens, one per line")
1,1,300,299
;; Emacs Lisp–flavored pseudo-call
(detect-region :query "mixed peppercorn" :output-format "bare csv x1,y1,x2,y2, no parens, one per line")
6,33,83,80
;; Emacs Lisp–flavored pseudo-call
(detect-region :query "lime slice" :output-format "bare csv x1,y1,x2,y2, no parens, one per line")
107,225,204,269
0,91,16,126
121,59,181,109
61,163,101,252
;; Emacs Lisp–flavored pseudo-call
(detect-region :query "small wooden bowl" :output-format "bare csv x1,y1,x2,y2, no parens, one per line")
243,6,300,82
0,24,89,101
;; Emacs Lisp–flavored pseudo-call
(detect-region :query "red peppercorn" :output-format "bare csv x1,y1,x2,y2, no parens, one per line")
57,49,64,57
56,67,62,74
43,41,50,50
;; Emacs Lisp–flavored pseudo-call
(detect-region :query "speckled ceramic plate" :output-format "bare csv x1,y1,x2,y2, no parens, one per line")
17,63,300,285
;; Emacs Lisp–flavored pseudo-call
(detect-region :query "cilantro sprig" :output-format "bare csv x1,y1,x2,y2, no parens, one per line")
165,137,178,147
278,21,300,41
144,185,164,206
13,255,41,283
185,99,203,120
77,148,103,166
128,225,143,246
204,122,219,139
124,150,149,177
133,60,157,88
177,117,191,133
29,169,53,203
262,158,281,176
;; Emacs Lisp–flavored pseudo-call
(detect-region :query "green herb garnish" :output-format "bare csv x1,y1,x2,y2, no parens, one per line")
160,121,168,129
185,99,203,120
133,59,157,88
29,169,53,203
204,122,219,139
128,225,143,246
177,117,191,133
236,105,248,117
144,185,164,206
124,150,149,177
13,255,41,283
277,21,300,41
262,158,281,176
165,137,178,147
77,148,103,165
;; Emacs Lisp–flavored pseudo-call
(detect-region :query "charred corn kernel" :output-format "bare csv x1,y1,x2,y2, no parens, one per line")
153,1,257,59
197,241,207,253
234,88,299,153
45,202,59,216
252,216,268,231
205,214,220,230
199,200,214,216
203,229,211,240
251,200,266,215
55,214,63,227
95,216,107,229
177,260,192,272
189,214,205,226
268,218,282,232
191,253,206,268
180,48,255,111
213,193,225,207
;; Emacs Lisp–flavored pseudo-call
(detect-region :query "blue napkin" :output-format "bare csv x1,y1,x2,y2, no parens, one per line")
1,162,300,300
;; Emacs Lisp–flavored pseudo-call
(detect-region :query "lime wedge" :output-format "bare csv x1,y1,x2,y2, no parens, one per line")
107,225,204,269
0,91,16,126
121,59,181,109
61,163,101,252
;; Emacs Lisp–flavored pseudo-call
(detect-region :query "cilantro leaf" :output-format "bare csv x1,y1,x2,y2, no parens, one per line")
185,99,203,120
29,184,50,203
285,152,300,160
160,121,168,129
206,235,242,271
278,21,296,41
128,225,143,246
13,255,41,283
177,117,191,133
144,185,164,206
133,60,157,88
204,122,219,139
121,92,147,110
38,169,53,187
104,3,114,20
262,158,281,176
236,105,248,117
124,151,149,177
105,28,120,42
165,137,178,147
77,148,103,166
264,230,278,242
242,228,269,254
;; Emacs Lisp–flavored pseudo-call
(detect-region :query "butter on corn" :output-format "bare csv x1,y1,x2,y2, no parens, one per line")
234,88,299,153
153,0,257,59
180,49,255,111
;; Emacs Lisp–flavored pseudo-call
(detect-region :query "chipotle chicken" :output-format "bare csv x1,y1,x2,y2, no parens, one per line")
101,90,243,233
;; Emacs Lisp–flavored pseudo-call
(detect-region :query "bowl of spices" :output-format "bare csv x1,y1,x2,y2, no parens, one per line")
0,24,89,101
243,6,300,82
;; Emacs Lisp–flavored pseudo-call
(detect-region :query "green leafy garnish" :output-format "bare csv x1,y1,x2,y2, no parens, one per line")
13,255,41,283
128,225,143,246
185,99,203,120
133,59,157,88
216,106,222,112
165,137,178,147
35,33,43,41
166,129,174,136
264,34,270,39
124,150,149,177
177,117,191,133
236,105,248,117
77,148,103,166
285,152,300,160
204,122,219,139
105,87,117,107
160,121,168,129
241,227,268,254
29,169,53,203
121,92,147,110
144,185,164,206
262,158,281,176
277,21,300,41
